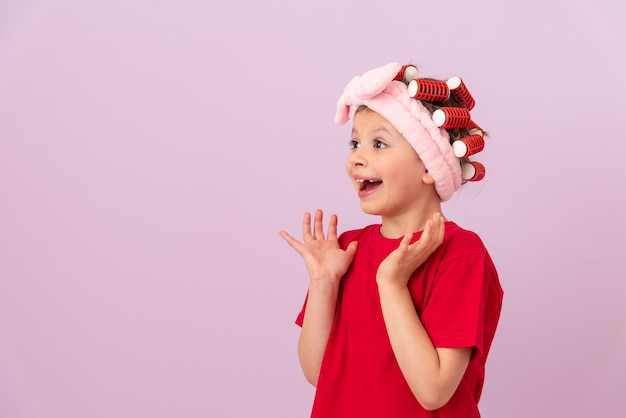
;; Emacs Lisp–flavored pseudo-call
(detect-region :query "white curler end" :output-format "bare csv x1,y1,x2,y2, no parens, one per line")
402,65,419,83
462,162,476,180
453,140,469,158
407,80,418,97
446,76,462,89
432,109,446,127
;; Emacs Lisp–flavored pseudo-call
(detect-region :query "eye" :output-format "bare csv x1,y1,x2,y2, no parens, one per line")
374,139,387,149
349,139,360,149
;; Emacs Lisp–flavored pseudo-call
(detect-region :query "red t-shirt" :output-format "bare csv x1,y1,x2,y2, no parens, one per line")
296,222,503,418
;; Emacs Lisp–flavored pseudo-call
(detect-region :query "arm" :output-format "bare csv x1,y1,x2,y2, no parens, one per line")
280,209,357,386
377,284,471,410
297,276,339,386
376,214,471,410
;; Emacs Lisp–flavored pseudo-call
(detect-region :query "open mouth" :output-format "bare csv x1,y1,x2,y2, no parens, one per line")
356,179,383,192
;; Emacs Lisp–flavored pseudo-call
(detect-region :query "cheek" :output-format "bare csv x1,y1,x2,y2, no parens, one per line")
387,157,425,187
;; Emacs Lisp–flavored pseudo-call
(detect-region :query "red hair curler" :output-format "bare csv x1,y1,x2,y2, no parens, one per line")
462,161,486,182
447,76,475,110
469,127,483,137
452,134,485,158
393,64,419,83
407,79,450,102
432,107,471,128
468,120,483,132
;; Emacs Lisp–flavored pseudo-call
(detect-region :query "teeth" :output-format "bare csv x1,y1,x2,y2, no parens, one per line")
356,179,364,183
355,179,379,183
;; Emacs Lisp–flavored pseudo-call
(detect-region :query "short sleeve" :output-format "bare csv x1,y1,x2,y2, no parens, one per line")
421,253,493,356
295,293,308,327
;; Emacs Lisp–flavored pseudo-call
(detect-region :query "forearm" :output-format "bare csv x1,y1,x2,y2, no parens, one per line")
377,283,470,410
298,278,340,386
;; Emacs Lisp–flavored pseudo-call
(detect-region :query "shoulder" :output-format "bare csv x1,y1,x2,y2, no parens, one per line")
440,222,490,259
432,223,500,288
338,224,379,246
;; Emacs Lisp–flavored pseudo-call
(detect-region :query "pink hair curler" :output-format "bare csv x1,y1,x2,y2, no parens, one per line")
432,107,471,128
407,79,450,102
447,76,475,110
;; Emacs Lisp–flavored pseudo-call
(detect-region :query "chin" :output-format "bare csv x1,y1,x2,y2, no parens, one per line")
359,202,383,216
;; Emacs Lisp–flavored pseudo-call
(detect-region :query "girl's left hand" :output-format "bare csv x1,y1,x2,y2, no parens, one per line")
376,213,445,289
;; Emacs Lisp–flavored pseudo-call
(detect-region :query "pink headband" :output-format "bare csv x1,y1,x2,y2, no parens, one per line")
335,62,483,202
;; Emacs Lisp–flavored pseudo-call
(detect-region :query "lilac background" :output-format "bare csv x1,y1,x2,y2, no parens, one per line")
1,0,625,417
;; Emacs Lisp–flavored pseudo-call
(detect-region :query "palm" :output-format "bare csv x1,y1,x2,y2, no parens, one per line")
301,237,353,279
280,210,357,282
377,214,446,287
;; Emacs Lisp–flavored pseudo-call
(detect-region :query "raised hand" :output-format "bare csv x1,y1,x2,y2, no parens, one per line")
376,213,445,289
280,209,358,284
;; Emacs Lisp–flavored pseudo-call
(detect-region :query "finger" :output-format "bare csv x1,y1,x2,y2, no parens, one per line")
421,216,444,250
429,217,443,247
327,214,339,240
422,220,434,242
279,230,304,253
398,233,412,251
409,220,434,251
428,213,444,246
313,209,324,239
345,240,359,260
436,214,446,243
302,212,313,240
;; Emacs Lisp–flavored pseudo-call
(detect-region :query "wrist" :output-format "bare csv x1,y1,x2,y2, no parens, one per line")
376,278,409,294
309,275,341,292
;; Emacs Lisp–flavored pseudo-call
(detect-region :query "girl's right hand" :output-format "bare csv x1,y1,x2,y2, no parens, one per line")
280,209,358,284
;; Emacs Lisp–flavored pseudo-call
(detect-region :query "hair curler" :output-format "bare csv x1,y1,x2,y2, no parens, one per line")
432,107,471,128
468,120,483,132
393,64,419,84
452,134,485,158
446,76,475,110
469,127,483,137
461,161,486,181
407,79,450,102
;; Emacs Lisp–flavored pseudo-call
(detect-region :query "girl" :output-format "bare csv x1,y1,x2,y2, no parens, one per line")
280,62,503,418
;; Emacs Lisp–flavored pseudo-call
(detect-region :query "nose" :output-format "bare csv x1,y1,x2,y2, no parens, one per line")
348,147,366,167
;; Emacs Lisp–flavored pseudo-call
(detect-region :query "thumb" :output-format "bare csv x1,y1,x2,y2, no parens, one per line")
345,240,358,259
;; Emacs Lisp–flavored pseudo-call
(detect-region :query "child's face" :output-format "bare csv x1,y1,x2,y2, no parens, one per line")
346,108,437,218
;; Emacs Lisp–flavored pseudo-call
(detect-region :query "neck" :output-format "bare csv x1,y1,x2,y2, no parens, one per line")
379,202,446,239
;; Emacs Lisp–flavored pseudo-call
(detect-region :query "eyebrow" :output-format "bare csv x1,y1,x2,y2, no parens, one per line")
351,126,393,136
